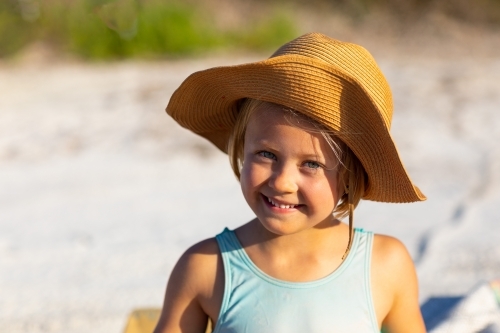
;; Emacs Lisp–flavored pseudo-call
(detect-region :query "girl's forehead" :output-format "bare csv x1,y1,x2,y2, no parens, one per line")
248,101,324,130
246,104,310,140
245,104,338,161
248,103,290,127
247,102,322,138
250,100,283,114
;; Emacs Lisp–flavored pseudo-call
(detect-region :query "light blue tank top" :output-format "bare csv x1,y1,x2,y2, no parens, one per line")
213,228,379,333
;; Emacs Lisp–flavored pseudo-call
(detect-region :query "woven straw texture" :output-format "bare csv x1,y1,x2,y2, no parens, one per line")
166,32,425,203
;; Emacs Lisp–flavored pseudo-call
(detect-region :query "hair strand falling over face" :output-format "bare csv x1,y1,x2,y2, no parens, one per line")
342,169,355,260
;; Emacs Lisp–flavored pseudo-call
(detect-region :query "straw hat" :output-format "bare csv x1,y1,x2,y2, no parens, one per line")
166,32,425,203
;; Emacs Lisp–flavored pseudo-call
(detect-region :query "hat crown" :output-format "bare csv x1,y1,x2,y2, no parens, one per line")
271,33,393,128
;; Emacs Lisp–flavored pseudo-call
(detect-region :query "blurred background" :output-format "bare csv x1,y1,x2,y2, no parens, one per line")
1,1,500,332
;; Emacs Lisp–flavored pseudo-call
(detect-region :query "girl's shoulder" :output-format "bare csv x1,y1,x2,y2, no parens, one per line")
180,237,220,260
172,237,222,296
371,233,412,266
370,233,425,332
371,233,416,290
157,237,223,330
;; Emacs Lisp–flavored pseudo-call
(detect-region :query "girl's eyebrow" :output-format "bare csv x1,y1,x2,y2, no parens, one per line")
251,139,277,148
290,152,329,163
300,153,324,160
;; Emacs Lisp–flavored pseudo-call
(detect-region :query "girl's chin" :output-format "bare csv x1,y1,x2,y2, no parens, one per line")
253,211,337,237
256,218,310,236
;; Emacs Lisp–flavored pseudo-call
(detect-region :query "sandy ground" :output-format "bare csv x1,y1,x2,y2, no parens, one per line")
1,50,500,332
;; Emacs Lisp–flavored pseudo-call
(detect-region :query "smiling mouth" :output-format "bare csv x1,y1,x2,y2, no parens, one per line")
262,194,302,209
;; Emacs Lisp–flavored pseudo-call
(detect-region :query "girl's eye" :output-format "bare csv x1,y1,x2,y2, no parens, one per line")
304,161,321,169
258,151,276,160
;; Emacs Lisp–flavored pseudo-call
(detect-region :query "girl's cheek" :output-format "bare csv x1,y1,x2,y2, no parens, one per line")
240,162,259,193
240,161,252,182
319,169,340,196
304,177,340,204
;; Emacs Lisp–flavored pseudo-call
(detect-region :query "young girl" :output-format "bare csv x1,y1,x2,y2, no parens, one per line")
154,33,427,333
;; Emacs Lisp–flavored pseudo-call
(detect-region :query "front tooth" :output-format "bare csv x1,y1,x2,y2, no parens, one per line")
279,204,286,208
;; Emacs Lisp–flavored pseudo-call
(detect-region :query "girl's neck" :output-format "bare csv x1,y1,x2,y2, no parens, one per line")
234,217,350,282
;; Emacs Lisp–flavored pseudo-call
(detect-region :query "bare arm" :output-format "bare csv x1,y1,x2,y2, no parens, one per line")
154,239,222,333
372,235,426,333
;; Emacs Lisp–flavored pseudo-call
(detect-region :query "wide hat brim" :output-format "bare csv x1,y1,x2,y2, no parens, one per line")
166,34,426,203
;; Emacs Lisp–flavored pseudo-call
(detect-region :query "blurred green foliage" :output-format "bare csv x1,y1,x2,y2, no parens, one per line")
1,0,499,60
0,0,297,60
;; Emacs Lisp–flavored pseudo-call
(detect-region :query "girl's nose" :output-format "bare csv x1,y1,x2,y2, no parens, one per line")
268,163,299,194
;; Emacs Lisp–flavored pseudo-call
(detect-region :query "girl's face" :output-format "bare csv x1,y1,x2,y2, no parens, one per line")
240,103,341,236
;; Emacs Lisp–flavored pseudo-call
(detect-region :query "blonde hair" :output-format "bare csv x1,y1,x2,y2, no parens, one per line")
227,98,367,221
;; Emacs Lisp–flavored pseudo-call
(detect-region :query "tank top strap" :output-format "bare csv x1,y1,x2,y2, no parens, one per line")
215,227,246,317
358,229,378,330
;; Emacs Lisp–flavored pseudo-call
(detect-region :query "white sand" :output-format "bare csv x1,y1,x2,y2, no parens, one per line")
1,55,499,332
